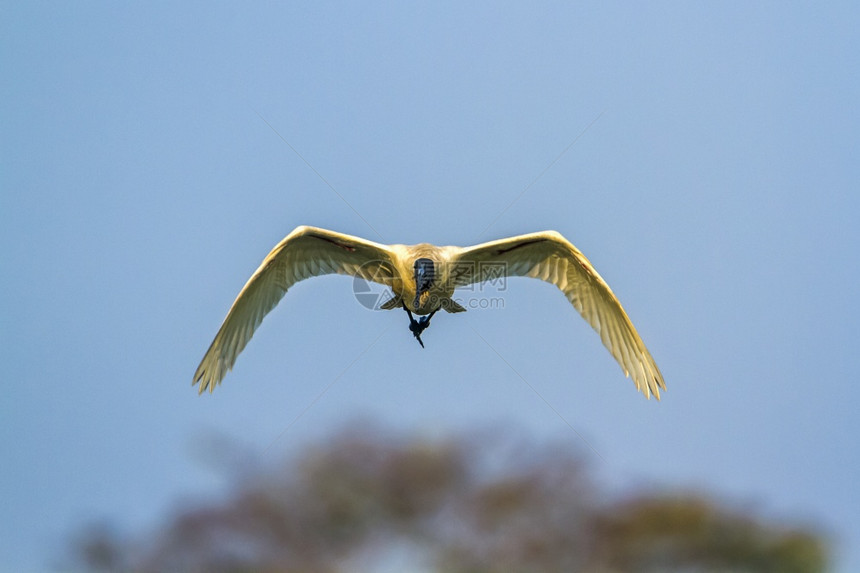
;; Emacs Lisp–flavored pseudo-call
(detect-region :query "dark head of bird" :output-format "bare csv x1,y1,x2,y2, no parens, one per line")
413,257,435,309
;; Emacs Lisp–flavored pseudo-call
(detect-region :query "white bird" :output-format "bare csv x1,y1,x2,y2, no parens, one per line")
193,226,665,399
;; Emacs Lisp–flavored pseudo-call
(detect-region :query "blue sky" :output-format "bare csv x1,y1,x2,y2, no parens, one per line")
2,2,858,570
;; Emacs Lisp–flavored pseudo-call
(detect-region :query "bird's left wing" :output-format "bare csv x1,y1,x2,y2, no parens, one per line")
449,231,664,399
193,226,398,393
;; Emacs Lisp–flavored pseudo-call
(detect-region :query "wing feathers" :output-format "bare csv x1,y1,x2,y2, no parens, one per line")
193,226,396,393
453,231,665,399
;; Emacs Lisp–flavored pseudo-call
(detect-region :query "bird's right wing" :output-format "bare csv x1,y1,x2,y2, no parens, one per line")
450,231,664,399
193,226,398,393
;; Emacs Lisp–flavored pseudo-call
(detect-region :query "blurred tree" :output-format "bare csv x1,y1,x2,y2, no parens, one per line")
69,424,829,572
588,495,828,573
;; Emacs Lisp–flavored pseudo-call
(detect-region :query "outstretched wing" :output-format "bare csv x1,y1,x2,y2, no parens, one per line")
451,231,665,399
193,226,397,393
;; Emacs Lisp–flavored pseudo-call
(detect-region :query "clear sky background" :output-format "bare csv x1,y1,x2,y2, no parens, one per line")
2,2,858,571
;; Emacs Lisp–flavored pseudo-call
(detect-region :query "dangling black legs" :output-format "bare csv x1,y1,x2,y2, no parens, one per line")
403,304,437,348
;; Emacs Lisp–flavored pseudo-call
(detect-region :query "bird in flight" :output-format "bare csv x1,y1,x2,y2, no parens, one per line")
193,226,665,399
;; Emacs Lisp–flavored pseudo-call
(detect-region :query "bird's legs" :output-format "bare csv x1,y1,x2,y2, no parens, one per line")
403,304,437,348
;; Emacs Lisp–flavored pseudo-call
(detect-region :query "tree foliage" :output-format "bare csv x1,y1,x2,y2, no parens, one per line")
71,424,829,572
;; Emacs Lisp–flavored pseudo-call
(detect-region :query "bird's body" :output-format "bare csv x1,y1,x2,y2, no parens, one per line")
386,243,458,314
194,226,665,399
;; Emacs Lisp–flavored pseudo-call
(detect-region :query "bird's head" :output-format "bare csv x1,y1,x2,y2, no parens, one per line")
413,257,436,309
